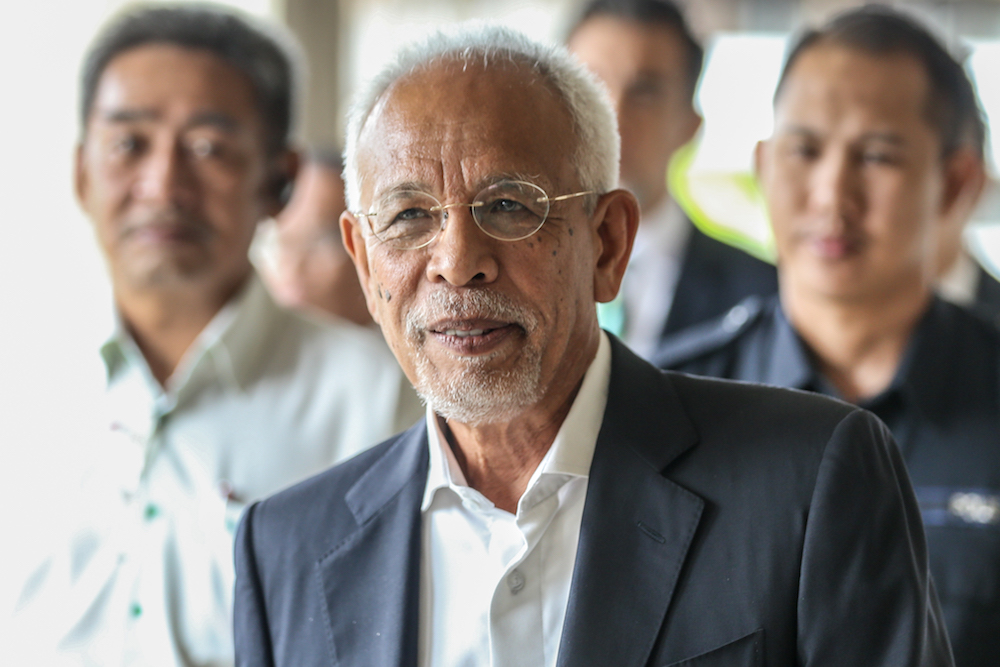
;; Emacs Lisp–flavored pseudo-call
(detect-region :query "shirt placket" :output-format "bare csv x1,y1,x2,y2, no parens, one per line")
488,479,565,667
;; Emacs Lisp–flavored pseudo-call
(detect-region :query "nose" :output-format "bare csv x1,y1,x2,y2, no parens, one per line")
808,149,860,224
134,137,195,207
424,205,500,287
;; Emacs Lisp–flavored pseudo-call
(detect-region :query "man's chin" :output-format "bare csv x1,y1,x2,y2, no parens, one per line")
117,257,213,291
413,356,542,427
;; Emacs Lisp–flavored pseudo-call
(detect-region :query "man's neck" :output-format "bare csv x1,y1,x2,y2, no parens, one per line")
115,274,249,387
782,284,931,403
639,190,670,222
443,336,598,514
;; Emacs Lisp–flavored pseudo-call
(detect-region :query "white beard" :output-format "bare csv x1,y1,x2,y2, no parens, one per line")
405,289,542,426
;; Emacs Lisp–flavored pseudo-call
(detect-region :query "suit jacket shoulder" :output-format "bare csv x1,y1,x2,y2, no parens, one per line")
664,225,778,336
653,294,773,375
234,424,428,667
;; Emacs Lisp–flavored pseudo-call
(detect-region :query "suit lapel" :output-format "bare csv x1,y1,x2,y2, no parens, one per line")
557,338,704,667
663,222,716,336
317,424,428,667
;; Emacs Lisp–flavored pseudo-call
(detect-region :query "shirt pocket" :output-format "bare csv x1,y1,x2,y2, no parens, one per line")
916,486,1000,603
662,628,763,667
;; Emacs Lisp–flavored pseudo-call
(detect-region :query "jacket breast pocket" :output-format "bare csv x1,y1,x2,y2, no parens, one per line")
662,629,763,667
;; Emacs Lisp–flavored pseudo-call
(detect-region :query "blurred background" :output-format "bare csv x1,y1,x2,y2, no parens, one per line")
2,0,1000,596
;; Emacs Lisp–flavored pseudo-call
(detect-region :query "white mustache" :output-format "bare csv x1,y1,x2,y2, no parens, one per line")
405,289,538,339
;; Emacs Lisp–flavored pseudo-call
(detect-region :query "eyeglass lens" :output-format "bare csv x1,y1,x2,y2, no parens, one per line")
370,181,550,249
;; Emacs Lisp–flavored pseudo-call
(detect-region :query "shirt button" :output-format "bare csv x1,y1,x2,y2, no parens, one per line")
144,503,160,520
130,602,142,619
507,569,525,594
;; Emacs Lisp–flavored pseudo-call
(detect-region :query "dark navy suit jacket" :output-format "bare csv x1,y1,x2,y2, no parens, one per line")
656,296,1000,667
662,223,778,337
234,337,951,667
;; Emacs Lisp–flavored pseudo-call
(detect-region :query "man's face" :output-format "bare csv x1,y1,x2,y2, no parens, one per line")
758,44,957,303
569,16,701,210
76,44,277,295
343,62,611,426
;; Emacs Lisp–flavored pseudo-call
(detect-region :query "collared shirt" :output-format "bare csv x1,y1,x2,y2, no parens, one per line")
614,199,690,359
418,332,611,667
657,294,1000,667
9,273,421,667
938,249,981,308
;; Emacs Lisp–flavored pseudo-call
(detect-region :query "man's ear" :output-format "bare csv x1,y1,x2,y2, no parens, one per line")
592,189,640,303
682,110,703,147
74,143,89,210
941,147,986,226
264,148,301,218
753,139,768,182
340,210,380,324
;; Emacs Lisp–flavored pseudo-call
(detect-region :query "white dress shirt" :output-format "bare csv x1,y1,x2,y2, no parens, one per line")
938,248,982,307
620,199,690,359
8,273,421,667
418,332,611,667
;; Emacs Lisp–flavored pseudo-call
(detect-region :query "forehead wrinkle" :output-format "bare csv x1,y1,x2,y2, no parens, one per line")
358,60,577,206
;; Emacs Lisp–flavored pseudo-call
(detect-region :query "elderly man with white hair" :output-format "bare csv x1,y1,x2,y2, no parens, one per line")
233,24,952,667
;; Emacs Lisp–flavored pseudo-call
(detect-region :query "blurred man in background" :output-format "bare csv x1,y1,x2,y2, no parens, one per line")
9,5,418,665
567,0,777,359
657,7,999,665
261,148,373,325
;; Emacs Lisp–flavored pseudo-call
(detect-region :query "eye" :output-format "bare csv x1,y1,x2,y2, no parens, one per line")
861,151,898,166
625,78,666,105
396,206,432,221
110,133,143,157
374,205,435,240
189,136,223,159
489,198,527,214
787,141,819,160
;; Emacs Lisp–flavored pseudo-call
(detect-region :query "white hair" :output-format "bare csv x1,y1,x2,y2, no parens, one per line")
342,22,620,211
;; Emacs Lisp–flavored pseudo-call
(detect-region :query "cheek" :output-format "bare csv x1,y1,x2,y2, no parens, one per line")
367,250,422,323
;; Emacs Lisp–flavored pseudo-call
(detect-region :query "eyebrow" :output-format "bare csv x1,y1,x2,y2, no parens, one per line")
373,173,555,203
101,108,159,123
98,108,239,133
780,124,906,145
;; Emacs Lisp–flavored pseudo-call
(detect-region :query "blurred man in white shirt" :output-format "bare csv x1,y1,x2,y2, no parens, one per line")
7,5,419,666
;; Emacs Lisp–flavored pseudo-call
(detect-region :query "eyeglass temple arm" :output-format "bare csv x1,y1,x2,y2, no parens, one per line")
543,190,595,203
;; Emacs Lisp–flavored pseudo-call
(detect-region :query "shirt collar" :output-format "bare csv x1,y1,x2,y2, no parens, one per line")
99,271,279,398
865,297,952,418
752,298,818,391
630,198,690,267
764,296,952,416
421,330,612,512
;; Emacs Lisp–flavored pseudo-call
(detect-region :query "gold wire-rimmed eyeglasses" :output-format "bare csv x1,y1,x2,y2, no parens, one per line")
353,179,595,250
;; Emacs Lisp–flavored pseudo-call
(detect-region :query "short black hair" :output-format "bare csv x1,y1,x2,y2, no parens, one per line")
568,0,704,100
80,3,298,155
775,5,985,159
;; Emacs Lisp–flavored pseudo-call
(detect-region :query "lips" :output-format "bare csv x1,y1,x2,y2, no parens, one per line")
406,289,539,357
808,234,861,260
428,319,519,353
120,211,213,246
443,329,485,337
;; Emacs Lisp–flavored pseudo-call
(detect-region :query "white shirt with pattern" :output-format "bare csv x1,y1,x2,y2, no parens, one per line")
7,273,421,667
